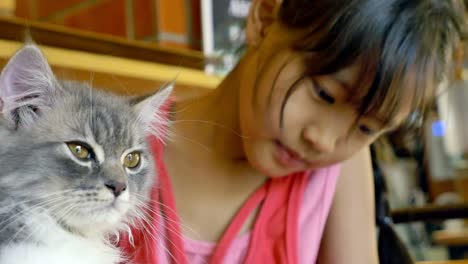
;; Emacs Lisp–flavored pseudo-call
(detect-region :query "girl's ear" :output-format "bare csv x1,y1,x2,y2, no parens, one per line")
246,0,282,47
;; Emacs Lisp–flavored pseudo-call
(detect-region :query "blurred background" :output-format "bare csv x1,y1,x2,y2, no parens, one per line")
0,0,249,75
0,1,467,263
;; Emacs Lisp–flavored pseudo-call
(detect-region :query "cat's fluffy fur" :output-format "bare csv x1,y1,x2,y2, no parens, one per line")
0,44,171,264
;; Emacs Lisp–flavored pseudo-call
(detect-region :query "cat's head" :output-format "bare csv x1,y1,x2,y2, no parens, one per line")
0,44,172,237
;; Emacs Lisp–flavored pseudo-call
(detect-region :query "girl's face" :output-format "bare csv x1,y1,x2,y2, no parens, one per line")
238,22,412,177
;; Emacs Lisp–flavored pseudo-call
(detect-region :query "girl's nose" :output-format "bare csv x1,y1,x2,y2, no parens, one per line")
302,126,336,154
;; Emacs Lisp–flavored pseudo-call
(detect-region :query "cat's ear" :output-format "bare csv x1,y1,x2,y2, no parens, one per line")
0,44,58,129
132,81,174,138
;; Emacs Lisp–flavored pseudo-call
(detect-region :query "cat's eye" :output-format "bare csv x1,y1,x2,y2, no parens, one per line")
67,142,92,160
123,152,141,169
311,80,335,104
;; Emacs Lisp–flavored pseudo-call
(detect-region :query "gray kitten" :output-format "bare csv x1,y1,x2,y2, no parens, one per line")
0,44,171,264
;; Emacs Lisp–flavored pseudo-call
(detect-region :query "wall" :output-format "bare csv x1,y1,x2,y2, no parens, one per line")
14,0,201,50
0,0,15,15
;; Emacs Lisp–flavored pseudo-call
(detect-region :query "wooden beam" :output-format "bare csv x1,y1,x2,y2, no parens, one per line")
0,39,220,90
433,229,468,246
391,204,468,224
0,16,205,70
417,261,468,264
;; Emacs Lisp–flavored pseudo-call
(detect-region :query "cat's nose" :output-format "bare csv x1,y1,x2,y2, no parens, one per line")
105,180,127,197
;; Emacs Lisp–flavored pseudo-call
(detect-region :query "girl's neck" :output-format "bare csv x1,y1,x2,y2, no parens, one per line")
162,60,268,242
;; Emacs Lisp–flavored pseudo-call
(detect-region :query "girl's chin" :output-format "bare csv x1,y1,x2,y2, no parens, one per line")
255,161,303,178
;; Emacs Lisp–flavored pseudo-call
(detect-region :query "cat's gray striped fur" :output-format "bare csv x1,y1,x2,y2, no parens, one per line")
0,44,171,264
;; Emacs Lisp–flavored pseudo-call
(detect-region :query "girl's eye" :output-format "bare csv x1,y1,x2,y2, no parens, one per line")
358,125,375,136
67,142,93,160
312,80,335,104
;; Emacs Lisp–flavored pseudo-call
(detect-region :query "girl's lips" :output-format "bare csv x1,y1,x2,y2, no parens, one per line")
273,140,309,169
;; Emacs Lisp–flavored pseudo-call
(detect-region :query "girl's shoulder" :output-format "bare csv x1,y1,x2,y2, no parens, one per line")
298,163,341,263
300,163,341,226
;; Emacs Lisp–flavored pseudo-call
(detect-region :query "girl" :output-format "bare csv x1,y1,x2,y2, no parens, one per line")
123,0,466,263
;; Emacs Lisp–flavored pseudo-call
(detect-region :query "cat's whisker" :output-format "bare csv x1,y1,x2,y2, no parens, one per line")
1,197,71,246
132,200,195,238
1,189,76,209
0,195,71,233
127,200,176,237
131,196,202,242
129,207,184,264
50,200,78,222
6,216,37,246
136,219,177,264
8,205,62,247
132,194,200,235
123,224,131,246
31,196,74,219
127,212,164,249
171,119,251,139
0,209,36,235
164,131,213,152
30,196,77,223
88,72,95,88
129,211,161,242
109,74,132,96
89,85,94,131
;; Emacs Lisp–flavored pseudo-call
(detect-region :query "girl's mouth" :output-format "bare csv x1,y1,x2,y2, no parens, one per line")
273,140,309,169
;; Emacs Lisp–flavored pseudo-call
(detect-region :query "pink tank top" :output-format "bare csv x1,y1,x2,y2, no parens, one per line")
121,136,340,264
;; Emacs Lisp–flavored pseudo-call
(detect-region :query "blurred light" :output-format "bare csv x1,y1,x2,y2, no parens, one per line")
432,120,446,137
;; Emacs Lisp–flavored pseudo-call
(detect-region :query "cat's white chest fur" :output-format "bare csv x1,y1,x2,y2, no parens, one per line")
0,212,123,264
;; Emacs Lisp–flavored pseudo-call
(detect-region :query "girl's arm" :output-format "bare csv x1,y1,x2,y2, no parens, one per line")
317,147,379,264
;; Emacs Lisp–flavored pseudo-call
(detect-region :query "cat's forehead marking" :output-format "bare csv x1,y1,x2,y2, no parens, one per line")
84,126,105,163
84,99,138,152
90,141,105,164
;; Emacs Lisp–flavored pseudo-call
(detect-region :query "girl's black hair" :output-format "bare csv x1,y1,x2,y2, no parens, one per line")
279,0,466,126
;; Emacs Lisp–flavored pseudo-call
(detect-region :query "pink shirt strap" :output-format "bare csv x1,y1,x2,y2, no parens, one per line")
150,135,188,264
209,184,267,262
